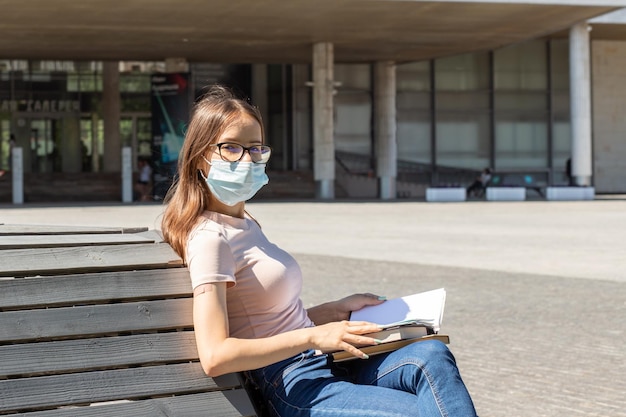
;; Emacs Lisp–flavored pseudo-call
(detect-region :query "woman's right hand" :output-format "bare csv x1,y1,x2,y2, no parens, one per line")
309,320,381,359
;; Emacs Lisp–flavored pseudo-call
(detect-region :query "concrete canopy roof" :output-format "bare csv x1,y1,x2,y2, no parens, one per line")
0,0,623,63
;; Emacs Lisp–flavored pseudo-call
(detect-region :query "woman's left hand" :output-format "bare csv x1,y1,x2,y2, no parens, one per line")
307,293,386,325
333,293,386,321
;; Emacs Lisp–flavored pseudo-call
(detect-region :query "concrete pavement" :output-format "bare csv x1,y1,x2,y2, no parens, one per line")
1,199,625,416
2,199,624,282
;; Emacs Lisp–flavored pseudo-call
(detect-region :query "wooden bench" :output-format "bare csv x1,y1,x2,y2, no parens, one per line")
0,224,266,417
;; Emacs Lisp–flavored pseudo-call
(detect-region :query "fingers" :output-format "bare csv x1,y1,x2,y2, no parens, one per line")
312,321,381,359
344,321,381,334
338,332,380,360
341,322,382,350
356,293,387,308
351,334,380,347
362,292,386,300
339,342,371,360
340,294,386,315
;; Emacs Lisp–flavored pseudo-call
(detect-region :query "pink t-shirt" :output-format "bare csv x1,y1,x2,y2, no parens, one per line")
186,211,314,339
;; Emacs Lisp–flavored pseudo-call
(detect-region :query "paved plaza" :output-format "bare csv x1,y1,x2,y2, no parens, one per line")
1,198,625,416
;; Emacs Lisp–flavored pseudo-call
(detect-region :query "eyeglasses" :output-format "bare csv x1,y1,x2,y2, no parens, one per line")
210,142,272,164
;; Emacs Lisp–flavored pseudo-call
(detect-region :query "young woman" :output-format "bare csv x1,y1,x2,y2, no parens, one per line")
161,85,477,417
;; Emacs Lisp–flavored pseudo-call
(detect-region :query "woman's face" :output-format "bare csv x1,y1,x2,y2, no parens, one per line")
208,114,263,164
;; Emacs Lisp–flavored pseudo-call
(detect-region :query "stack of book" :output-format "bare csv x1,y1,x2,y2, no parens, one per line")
330,288,449,362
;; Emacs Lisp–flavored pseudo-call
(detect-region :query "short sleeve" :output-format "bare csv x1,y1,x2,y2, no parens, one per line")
186,227,237,290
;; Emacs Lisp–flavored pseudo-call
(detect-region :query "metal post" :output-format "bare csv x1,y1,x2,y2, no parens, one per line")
12,147,23,205
122,147,133,203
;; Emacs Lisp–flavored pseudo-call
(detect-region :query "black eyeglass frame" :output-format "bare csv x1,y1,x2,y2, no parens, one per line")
209,142,272,164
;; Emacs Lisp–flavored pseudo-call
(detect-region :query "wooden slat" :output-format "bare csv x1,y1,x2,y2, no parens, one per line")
0,233,155,249
3,391,257,417
0,332,199,378
0,242,183,277
0,268,191,310
0,224,148,236
6,391,255,417
0,363,223,413
0,299,193,343
135,229,165,243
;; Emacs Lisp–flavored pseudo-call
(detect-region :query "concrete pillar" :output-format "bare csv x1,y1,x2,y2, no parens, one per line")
374,61,397,200
312,42,335,199
102,62,121,172
569,22,593,186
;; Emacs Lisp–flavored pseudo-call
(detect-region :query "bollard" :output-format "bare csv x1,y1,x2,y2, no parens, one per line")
12,147,23,205
121,147,133,203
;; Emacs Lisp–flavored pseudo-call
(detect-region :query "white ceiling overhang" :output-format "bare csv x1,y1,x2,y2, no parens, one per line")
0,0,624,63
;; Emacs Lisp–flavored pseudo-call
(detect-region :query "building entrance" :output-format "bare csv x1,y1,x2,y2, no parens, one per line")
120,113,152,170
12,113,82,174
27,118,57,173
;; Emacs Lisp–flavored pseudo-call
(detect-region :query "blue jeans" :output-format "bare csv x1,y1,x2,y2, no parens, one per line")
248,339,477,417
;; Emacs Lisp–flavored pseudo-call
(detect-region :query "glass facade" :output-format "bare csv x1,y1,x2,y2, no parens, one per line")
494,41,549,170
0,38,575,201
267,64,293,171
0,60,155,175
0,118,10,171
334,63,372,157
331,63,374,175
397,61,431,167
435,52,491,171
396,38,568,186
550,39,572,184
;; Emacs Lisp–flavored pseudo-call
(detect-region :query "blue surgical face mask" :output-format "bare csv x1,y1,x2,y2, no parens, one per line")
200,158,269,206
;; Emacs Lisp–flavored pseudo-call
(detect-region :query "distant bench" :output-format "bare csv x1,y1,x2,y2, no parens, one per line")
0,224,266,417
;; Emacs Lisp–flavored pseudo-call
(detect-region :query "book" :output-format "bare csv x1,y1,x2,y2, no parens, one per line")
349,287,446,332
363,323,432,345
325,288,449,362
331,334,450,363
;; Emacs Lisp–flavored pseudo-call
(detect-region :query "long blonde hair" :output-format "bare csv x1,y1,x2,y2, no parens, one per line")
161,85,264,261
